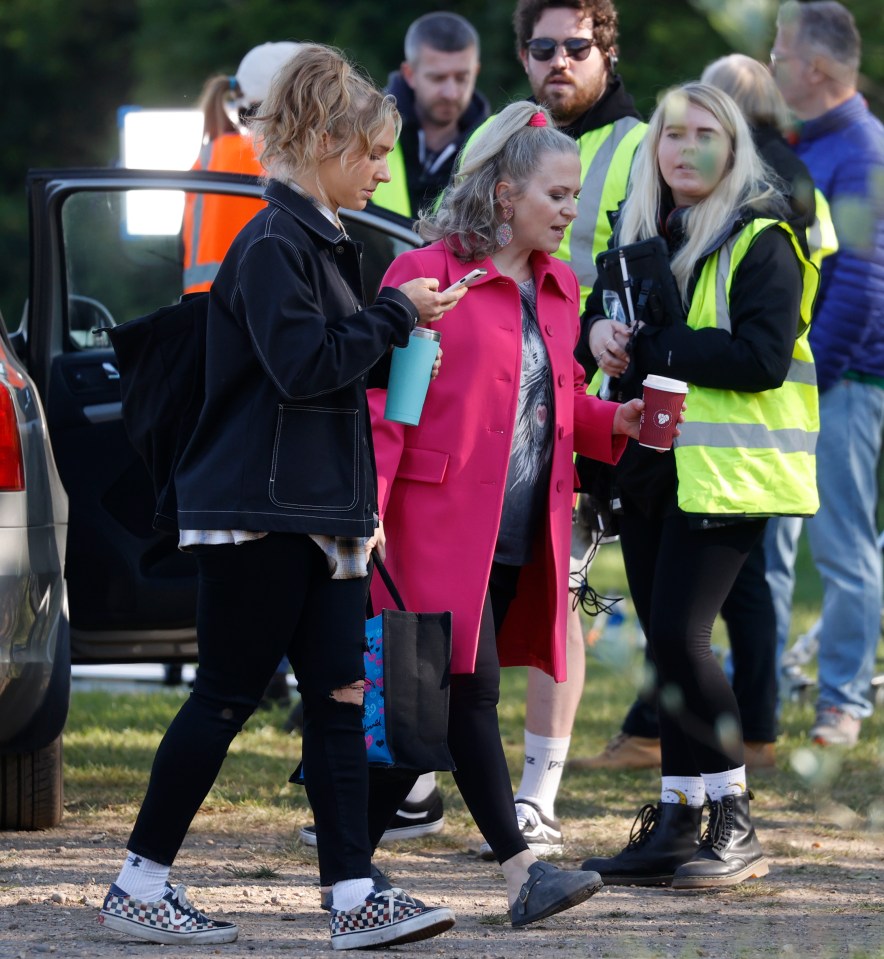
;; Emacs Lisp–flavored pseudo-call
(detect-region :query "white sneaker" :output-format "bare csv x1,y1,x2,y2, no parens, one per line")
477,800,564,860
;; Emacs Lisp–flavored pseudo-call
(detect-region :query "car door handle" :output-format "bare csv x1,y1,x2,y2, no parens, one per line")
102,361,120,381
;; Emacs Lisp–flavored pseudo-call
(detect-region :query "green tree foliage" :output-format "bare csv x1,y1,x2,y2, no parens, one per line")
1,0,881,325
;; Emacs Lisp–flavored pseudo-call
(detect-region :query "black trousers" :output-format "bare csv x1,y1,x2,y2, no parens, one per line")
128,534,402,886
622,538,778,743
617,503,765,775
362,561,529,874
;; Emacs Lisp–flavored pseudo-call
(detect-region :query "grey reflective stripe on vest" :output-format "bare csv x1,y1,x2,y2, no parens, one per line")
678,421,818,454
807,215,823,257
714,236,737,333
183,142,213,281
787,356,817,386
184,261,221,288
569,117,643,290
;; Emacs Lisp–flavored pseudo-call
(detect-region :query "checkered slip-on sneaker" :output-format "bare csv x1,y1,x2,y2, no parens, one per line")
330,886,454,950
98,882,238,945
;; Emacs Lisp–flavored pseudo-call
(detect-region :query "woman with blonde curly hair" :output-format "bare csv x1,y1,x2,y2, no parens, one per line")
98,44,463,951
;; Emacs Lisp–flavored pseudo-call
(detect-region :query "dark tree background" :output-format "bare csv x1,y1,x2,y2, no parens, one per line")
1,0,881,325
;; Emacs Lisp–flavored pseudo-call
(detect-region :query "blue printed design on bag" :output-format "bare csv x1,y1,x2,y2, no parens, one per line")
363,614,393,764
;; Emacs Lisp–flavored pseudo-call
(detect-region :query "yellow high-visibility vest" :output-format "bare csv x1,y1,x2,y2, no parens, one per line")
674,219,820,518
370,142,412,218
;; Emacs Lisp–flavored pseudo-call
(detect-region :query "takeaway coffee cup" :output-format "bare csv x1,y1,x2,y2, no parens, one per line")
384,327,442,426
639,374,688,450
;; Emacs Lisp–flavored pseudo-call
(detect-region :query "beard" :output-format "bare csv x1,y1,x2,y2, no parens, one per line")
535,68,608,127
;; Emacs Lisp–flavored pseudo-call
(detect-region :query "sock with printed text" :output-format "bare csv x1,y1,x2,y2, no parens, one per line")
515,732,570,819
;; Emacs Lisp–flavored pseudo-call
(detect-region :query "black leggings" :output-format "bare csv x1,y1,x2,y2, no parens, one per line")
617,504,765,776
364,562,529,869
622,538,778,743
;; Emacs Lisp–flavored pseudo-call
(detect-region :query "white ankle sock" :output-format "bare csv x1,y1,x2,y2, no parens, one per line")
404,772,437,805
115,851,170,902
332,877,375,912
660,776,705,807
515,731,570,819
702,766,747,802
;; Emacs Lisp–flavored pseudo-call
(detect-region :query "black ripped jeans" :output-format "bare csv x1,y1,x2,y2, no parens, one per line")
127,533,396,886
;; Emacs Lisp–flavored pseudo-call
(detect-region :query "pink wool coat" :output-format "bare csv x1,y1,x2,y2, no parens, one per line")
369,241,626,682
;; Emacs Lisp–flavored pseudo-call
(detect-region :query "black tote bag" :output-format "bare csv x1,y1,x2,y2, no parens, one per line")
364,556,455,772
291,555,454,785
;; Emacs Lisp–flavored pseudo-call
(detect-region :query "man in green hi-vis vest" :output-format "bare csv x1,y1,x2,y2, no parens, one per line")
370,12,489,220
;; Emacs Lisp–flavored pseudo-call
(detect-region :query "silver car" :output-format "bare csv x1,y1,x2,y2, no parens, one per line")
0,168,420,829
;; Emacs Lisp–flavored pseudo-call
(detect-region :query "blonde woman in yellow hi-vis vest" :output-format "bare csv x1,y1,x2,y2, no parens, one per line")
577,83,819,890
575,53,839,779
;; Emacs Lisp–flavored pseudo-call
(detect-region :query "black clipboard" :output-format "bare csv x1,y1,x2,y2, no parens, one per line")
595,236,684,327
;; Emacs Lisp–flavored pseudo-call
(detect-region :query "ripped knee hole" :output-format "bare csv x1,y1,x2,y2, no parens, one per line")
330,681,364,705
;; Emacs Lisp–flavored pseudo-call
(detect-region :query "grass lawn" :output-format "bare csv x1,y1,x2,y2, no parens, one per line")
64,528,883,841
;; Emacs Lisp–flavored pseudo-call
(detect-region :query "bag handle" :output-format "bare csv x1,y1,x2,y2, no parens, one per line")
372,552,407,612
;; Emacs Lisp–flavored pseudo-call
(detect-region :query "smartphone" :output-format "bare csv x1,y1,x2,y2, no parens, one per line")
443,268,487,293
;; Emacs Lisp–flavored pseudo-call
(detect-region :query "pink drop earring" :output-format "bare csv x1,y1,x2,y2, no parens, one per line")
495,206,514,248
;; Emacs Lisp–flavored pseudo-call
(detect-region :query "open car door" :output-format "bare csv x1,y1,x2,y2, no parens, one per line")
22,168,420,665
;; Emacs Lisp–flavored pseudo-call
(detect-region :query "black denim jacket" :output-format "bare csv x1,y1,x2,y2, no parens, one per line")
175,180,417,535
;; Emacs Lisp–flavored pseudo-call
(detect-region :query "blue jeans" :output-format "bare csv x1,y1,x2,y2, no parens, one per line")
806,380,884,719
763,515,803,671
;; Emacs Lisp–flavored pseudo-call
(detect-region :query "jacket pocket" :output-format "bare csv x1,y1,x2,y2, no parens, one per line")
397,447,449,484
271,405,359,510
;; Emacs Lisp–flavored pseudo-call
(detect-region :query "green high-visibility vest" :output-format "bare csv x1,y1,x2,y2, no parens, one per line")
807,188,839,269
567,117,646,302
674,219,820,518
371,142,412,218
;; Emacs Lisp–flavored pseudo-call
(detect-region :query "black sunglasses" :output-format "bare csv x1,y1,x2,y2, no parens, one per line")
525,37,595,62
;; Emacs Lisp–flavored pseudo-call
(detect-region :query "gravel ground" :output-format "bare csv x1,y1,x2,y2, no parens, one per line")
1,802,882,959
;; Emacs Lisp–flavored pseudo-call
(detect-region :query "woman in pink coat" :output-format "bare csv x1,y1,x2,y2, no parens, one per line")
367,102,645,927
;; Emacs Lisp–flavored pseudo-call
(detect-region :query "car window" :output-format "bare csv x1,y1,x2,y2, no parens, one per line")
344,218,417,302
59,186,420,351
61,190,184,349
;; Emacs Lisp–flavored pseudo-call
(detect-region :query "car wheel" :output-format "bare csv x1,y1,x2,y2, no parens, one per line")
0,735,64,830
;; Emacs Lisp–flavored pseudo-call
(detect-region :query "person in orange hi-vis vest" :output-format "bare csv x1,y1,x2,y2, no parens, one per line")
182,41,302,294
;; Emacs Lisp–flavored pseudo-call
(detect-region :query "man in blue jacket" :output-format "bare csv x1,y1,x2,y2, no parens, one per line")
770,0,884,746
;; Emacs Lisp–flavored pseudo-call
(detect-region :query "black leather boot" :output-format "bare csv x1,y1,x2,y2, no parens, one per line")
671,792,769,888
581,802,702,886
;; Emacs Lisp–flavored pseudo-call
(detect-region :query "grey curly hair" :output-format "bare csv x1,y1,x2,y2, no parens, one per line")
419,101,579,262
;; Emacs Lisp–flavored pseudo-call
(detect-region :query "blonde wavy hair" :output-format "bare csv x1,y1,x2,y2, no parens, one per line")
250,44,401,191
420,101,578,261
617,82,786,302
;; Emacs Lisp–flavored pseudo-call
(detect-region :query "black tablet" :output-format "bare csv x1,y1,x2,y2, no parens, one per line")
596,236,684,327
